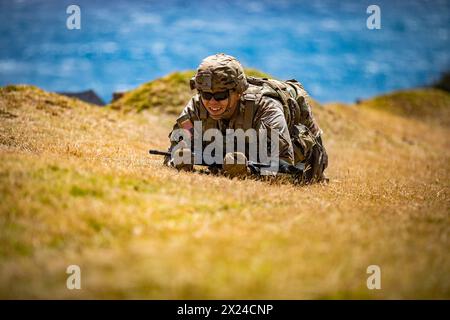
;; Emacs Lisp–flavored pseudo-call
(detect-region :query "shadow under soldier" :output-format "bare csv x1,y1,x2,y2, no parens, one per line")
163,53,328,184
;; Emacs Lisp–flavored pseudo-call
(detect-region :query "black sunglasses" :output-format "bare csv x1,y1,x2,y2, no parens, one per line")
200,90,229,101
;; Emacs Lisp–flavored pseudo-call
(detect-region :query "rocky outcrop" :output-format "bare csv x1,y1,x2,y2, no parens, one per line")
58,89,105,106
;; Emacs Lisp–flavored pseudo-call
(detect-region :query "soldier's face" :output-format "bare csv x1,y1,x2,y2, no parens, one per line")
201,90,240,120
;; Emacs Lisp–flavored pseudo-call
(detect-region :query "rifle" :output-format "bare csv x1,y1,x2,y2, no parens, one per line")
149,149,272,169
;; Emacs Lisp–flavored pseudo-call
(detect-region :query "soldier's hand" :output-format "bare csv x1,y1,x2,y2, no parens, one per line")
223,152,250,178
169,141,194,172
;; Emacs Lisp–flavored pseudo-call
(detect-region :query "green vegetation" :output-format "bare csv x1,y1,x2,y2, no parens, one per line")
360,88,450,126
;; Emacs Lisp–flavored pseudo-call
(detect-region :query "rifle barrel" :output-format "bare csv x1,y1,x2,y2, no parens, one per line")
149,149,271,168
149,149,171,156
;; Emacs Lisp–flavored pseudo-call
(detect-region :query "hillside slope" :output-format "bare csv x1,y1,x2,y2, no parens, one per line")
0,78,449,299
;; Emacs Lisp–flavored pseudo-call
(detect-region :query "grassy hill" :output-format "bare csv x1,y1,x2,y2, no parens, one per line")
0,74,449,299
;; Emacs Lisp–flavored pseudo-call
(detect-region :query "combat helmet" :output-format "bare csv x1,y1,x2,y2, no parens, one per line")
190,53,248,93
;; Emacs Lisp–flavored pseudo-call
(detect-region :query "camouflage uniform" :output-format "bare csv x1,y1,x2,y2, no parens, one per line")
166,53,328,182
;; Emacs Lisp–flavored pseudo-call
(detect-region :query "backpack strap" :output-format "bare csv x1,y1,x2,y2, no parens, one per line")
243,93,257,130
286,82,301,126
235,84,262,130
260,80,293,128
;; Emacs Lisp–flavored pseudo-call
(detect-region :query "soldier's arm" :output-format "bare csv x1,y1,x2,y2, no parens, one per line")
253,96,295,164
164,97,200,165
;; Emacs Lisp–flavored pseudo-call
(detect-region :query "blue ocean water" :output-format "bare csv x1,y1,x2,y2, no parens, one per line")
0,0,449,103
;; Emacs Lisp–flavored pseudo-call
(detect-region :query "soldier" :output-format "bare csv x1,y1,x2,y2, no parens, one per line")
164,53,328,183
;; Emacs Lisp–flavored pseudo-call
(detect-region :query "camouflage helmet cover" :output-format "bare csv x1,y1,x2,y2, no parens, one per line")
192,53,248,93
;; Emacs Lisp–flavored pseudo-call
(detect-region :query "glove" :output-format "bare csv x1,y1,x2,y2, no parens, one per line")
222,152,249,178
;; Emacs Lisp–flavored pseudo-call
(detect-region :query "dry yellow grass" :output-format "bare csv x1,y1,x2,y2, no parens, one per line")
0,83,449,299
